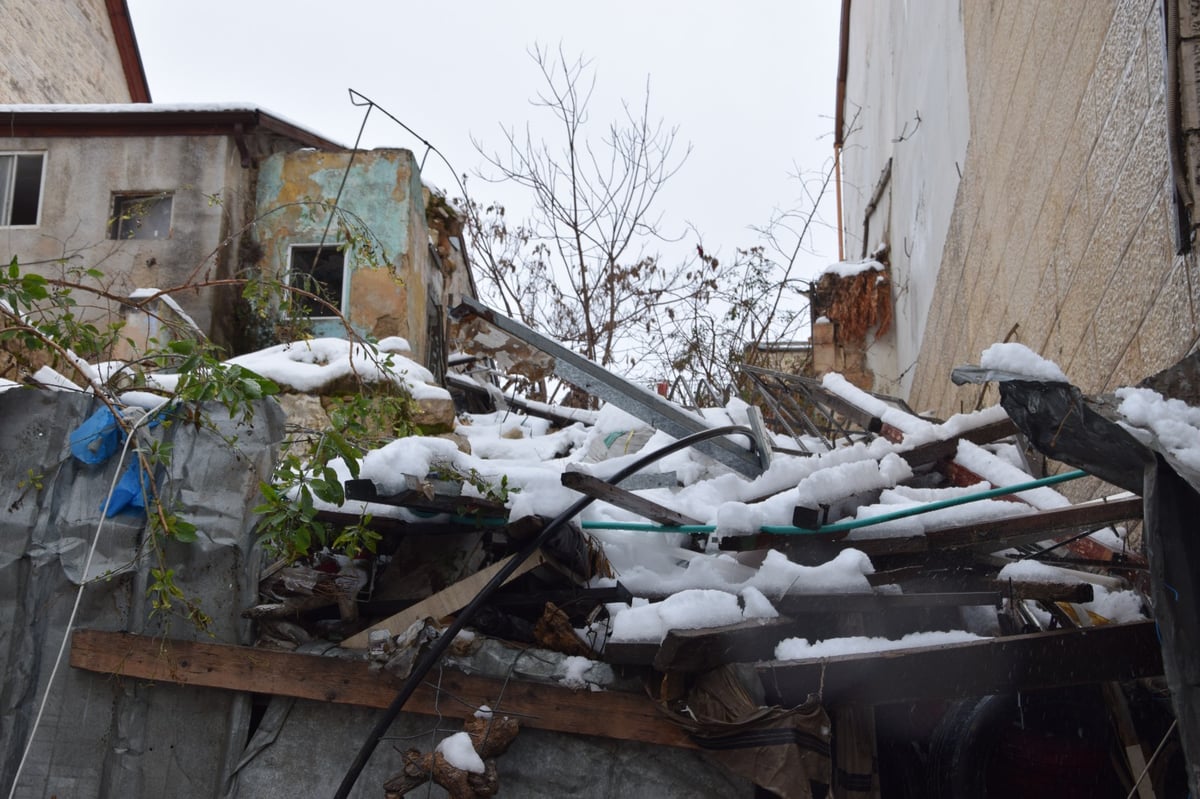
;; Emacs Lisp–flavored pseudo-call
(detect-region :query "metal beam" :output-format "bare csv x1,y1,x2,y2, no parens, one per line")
452,296,765,477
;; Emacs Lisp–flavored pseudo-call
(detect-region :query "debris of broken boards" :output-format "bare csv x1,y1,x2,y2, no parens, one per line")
216,317,1190,796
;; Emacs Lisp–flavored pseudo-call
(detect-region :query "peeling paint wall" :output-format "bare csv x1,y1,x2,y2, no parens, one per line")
843,1,1196,420
839,0,970,398
254,149,442,364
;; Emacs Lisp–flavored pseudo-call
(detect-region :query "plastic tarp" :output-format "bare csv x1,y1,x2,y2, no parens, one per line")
0,390,285,799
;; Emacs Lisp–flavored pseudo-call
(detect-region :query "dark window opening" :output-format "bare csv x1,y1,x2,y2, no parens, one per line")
290,245,346,317
1,153,44,226
110,193,173,240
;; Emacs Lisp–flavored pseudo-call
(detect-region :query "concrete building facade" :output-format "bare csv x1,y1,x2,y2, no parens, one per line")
3,0,150,104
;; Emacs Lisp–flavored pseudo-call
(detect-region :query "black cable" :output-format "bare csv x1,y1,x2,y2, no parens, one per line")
333,424,758,797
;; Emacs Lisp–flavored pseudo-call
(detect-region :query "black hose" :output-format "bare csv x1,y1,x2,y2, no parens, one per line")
333,424,759,797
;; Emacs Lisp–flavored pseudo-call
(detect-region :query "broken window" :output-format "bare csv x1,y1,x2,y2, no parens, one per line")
289,244,347,317
109,192,173,240
0,152,45,226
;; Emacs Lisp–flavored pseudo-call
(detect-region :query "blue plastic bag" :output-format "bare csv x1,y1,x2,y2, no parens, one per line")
105,457,150,517
69,407,123,465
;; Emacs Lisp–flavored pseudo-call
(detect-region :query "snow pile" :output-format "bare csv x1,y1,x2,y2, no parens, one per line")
775,629,985,660
822,373,938,443
225,338,449,399
979,342,1069,383
821,259,885,278
435,732,485,773
558,655,601,689
1115,385,1200,474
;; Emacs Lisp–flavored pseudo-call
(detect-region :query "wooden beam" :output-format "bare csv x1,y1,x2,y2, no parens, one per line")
840,496,1144,559
560,471,701,526
655,618,796,672
341,551,547,649
70,629,696,749
757,621,1162,706
925,496,1144,552
898,418,1020,467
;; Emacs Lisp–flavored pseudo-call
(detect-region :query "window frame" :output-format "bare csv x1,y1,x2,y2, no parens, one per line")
109,191,174,240
286,242,350,319
0,151,47,228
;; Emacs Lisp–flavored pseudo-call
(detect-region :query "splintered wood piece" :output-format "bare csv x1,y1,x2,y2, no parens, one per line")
560,470,701,526
69,629,696,749
341,550,549,649
654,617,796,672
757,621,1162,706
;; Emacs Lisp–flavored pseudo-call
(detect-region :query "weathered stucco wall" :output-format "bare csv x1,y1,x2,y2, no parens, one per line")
838,0,970,396
0,134,250,340
2,0,134,103
255,149,438,362
905,1,1193,416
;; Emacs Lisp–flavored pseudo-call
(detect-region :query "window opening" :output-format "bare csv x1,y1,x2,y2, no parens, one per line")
110,193,173,240
289,244,347,317
0,153,45,226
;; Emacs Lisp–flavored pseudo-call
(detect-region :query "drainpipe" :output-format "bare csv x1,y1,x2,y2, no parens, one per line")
834,0,852,263
1164,0,1195,253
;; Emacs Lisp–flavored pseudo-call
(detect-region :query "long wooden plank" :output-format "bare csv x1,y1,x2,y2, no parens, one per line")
70,629,695,749
560,471,701,526
341,551,547,649
926,496,1143,550
757,620,1162,706
840,496,1145,559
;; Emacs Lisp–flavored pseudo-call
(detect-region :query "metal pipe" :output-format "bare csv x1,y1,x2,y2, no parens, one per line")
580,469,1088,535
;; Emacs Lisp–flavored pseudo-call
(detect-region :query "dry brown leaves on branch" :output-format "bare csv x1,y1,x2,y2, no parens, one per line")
815,269,893,344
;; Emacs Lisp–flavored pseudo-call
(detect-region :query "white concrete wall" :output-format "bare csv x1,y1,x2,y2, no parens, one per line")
839,0,970,398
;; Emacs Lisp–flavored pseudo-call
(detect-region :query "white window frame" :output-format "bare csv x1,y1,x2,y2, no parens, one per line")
0,151,47,228
287,242,350,319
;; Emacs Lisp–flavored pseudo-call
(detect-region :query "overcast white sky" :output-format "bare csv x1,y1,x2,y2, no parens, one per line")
125,1,842,281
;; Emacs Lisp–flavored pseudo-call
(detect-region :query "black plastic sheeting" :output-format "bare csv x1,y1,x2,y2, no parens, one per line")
953,357,1200,795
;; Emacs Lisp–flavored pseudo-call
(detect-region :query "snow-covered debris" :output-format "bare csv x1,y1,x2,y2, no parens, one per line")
979,342,1069,382
953,439,1070,510
558,655,602,689
822,373,939,444
1115,385,1200,474
775,629,985,660
224,338,449,399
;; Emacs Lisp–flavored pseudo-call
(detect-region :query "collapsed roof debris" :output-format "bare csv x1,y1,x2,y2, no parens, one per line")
6,316,1195,796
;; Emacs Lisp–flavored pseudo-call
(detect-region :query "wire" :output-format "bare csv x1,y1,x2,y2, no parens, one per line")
7,396,172,799
1124,718,1177,799
333,424,758,798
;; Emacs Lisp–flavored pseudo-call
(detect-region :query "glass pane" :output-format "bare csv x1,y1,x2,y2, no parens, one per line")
290,246,345,316
0,156,13,224
10,154,43,225
111,194,172,239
